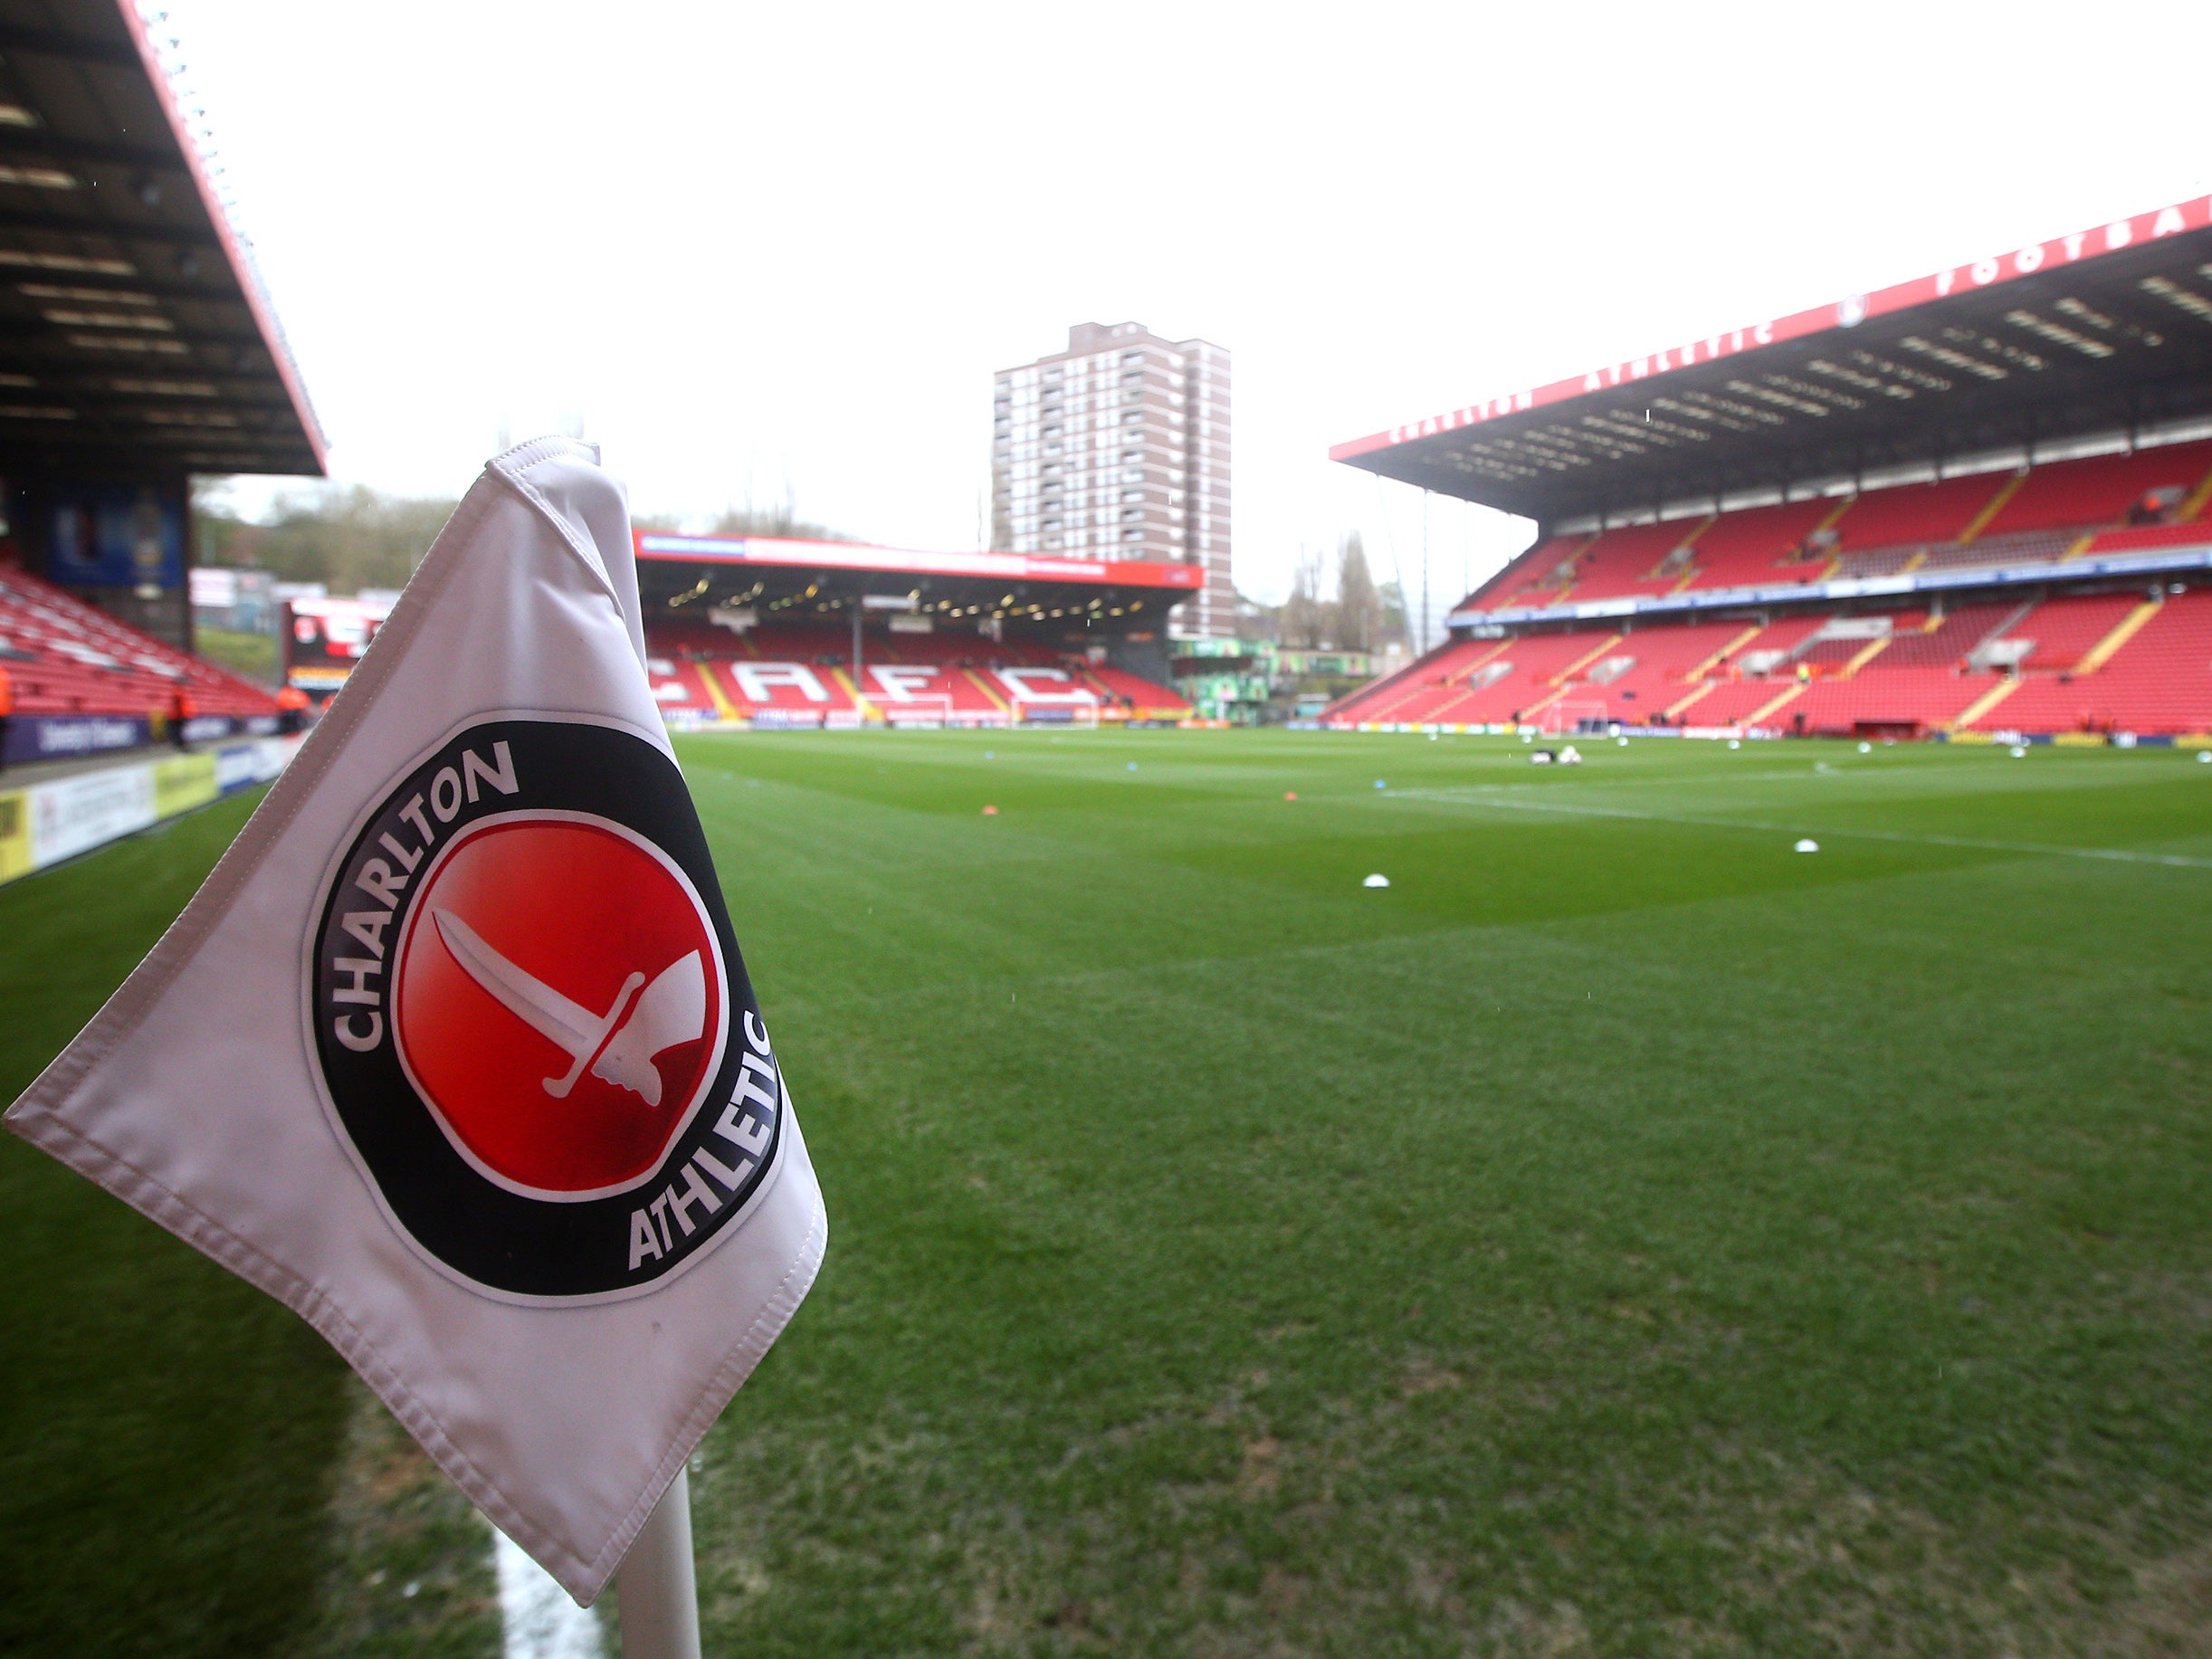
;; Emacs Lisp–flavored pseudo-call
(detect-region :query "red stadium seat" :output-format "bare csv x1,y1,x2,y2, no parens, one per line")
638,618,1189,723
0,567,281,725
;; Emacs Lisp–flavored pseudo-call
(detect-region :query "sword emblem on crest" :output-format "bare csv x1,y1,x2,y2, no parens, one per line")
432,909,706,1107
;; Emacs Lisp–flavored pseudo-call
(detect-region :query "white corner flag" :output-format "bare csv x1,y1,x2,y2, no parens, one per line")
5,438,826,1605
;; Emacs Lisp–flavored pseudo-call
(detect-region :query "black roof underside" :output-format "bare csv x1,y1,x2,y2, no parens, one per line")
0,0,321,478
1354,224,2212,525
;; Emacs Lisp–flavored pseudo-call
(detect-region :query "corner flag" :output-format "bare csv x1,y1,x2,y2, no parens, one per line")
5,438,827,1604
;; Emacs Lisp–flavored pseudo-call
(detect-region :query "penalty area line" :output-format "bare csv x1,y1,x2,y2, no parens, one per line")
1382,789,2212,870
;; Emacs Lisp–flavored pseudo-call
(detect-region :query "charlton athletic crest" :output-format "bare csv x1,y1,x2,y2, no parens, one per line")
309,716,783,1299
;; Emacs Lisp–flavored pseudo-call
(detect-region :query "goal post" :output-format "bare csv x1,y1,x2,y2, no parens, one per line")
876,692,958,729
1540,700,1609,735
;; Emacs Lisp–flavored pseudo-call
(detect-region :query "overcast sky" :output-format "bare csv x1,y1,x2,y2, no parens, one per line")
168,0,2212,620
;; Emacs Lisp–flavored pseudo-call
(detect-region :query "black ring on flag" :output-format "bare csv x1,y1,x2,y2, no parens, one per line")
310,719,780,1297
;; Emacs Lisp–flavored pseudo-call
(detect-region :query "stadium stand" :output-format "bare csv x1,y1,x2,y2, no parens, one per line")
1332,579,2211,738
1536,620,1756,723
1332,567,2212,739
2008,594,2144,672
1678,500,1838,591
639,617,1189,726
1674,676,1804,727
1330,197,2212,740
1969,588,2212,734
1978,441,2212,540
1470,534,1588,610
1827,474,2003,558
1785,666,2006,735
0,566,281,724
627,531,1199,723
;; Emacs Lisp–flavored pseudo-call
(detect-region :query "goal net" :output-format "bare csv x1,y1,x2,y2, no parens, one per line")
1540,700,1610,735
878,693,958,729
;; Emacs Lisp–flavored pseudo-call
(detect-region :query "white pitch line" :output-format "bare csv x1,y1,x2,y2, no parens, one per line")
1384,788,2212,869
494,1527,603,1659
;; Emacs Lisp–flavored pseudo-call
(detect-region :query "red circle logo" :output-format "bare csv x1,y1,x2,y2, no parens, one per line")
391,813,726,1197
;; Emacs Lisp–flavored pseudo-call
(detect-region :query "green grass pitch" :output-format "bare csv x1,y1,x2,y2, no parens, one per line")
4,729,2210,1655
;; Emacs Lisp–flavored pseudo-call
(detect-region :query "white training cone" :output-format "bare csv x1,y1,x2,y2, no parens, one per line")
1362,873,1390,888
1795,838,1819,853
2010,746,2027,758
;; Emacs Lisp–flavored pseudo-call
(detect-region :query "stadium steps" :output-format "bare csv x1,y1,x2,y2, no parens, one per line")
2182,458,2212,522
1957,470,2029,543
1950,678,2021,729
1334,639,1497,723
1979,439,2212,539
1964,598,2040,667
1640,515,1715,581
1997,595,2124,671
1684,624,1763,681
1342,670,1440,724
1746,683,1806,725
829,666,874,720
697,662,744,720
1418,641,1516,721
1363,672,1464,723
1664,682,1718,720
963,667,1012,715
1840,636,1892,676
1518,683,1577,722
1547,632,1626,686
2074,598,2163,674
1520,633,1626,721
1321,639,1452,718
1458,638,1513,679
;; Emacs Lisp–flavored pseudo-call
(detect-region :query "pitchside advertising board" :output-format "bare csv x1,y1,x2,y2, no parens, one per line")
284,594,393,695
0,739,295,886
5,440,826,1602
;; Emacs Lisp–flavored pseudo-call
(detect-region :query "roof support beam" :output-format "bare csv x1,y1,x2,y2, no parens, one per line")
0,208,220,248
0,23,142,68
0,133,189,171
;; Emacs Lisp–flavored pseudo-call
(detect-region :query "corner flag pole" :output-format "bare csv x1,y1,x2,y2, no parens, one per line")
615,1467,702,1659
